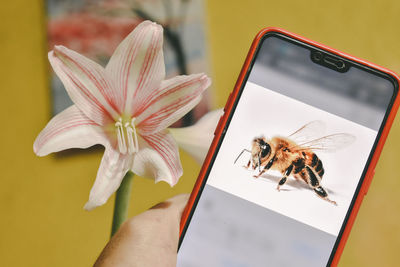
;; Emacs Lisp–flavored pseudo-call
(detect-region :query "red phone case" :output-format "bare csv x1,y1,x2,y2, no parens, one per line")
179,27,400,266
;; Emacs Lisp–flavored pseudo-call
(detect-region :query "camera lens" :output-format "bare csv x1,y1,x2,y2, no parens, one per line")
312,51,323,61
336,60,345,69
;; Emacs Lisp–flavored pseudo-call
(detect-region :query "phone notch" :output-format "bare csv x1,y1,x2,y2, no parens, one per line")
310,50,350,73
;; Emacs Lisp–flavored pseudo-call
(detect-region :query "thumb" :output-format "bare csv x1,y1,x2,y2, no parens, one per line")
149,193,190,218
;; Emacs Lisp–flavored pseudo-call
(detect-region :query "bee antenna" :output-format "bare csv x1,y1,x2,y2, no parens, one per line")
234,149,251,164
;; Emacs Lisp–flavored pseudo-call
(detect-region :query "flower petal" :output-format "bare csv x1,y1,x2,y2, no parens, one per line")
33,105,107,156
49,46,120,125
106,20,165,115
84,148,132,211
131,130,182,186
136,73,211,135
169,109,223,164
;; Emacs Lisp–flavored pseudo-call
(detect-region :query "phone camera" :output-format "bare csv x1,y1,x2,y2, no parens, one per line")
312,51,323,61
336,60,345,69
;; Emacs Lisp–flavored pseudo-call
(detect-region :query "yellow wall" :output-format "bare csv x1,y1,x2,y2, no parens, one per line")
1,0,399,266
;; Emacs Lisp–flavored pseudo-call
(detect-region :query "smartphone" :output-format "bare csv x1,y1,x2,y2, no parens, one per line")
177,28,400,267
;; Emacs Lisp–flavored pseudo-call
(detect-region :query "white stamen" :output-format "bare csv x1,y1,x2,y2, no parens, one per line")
125,122,135,154
115,117,139,155
115,118,127,154
131,118,139,153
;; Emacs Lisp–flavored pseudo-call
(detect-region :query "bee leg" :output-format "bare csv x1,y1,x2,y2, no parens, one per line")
305,166,337,205
253,169,266,178
253,156,275,178
277,164,293,191
252,161,258,170
314,186,337,206
243,159,251,169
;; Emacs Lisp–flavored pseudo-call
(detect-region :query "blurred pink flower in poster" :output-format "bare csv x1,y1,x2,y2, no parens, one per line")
48,13,141,58
47,0,211,123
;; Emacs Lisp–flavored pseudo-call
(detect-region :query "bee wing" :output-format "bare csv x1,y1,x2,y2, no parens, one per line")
288,121,326,144
291,133,356,152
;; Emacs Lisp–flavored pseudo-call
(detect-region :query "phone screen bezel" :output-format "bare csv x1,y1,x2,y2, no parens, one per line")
178,29,399,266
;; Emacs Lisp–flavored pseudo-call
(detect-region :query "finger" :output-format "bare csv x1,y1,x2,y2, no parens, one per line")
147,194,189,229
150,193,189,214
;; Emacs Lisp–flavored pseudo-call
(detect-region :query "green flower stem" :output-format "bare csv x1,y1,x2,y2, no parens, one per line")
111,172,134,237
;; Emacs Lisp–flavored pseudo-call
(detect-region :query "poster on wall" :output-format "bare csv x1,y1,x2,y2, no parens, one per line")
46,0,211,127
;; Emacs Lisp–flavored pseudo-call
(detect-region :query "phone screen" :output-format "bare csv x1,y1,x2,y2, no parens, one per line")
177,33,397,267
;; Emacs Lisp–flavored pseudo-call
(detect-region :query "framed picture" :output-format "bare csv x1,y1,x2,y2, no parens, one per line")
47,0,212,126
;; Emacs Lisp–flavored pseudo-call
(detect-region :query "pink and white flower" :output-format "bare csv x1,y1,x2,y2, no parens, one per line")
33,21,211,211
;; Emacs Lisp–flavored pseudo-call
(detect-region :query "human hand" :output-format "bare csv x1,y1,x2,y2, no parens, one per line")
94,194,189,267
